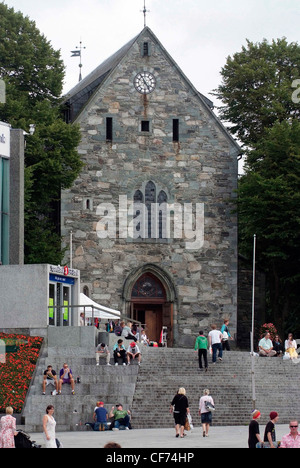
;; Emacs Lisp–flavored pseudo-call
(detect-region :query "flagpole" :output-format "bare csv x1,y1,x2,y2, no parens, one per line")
251,234,257,410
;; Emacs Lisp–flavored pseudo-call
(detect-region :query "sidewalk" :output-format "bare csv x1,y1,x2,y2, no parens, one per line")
30,424,289,449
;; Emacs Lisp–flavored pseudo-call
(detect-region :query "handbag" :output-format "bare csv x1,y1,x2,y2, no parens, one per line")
205,400,215,412
222,331,228,342
184,418,191,431
187,413,194,430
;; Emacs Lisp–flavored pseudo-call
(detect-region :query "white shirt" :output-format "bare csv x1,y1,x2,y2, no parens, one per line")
127,344,140,354
199,395,214,414
285,339,297,350
209,330,222,345
259,338,273,350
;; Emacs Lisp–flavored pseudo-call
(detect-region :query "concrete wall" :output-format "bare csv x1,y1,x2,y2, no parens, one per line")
0,264,80,329
0,264,49,328
47,326,96,348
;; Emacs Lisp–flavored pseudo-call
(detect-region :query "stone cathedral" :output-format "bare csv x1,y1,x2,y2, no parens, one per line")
62,27,240,347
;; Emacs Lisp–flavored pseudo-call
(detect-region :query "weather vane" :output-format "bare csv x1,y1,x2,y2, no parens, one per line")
142,0,150,27
71,41,86,82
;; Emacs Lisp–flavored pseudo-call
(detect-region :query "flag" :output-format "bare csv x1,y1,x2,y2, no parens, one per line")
71,50,80,57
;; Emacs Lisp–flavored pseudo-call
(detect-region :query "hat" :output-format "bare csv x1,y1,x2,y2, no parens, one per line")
252,409,261,420
130,342,136,347
270,411,278,420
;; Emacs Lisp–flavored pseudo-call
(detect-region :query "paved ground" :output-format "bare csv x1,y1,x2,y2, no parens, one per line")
29,424,289,449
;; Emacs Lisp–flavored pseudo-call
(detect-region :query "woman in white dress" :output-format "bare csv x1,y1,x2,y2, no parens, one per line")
285,333,298,360
43,405,57,448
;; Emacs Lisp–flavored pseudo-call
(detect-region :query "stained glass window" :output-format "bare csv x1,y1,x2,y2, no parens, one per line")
131,273,166,299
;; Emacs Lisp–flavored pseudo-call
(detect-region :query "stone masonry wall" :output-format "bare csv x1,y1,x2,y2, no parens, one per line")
61,30,238,347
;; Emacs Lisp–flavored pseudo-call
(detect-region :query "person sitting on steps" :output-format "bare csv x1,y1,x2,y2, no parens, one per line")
58,363,75,395
113,339,127,366
109,404,131,431
258,332,277,357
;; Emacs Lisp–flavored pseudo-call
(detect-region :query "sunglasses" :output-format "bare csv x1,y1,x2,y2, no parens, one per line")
290,425,298,428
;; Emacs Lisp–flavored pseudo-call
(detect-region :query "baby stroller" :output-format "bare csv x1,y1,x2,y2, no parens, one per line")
14,430,41,449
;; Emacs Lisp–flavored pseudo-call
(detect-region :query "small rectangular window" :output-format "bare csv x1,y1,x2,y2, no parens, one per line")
143,42,149,56
173,119,179,142
106,117,113,141
141,120,150,132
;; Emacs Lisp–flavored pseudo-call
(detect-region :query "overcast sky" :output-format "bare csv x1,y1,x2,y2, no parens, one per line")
2,0,300,107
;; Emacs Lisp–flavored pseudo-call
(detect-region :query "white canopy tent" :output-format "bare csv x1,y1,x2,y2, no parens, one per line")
79,293,121,320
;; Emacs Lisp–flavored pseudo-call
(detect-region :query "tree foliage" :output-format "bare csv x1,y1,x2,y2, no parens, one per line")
213,38,300,147
0,3,82,264
215,37,300,333
238,121,300,332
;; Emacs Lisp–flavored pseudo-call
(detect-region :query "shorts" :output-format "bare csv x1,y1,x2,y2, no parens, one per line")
62,378,71,385
201,412,212,424
173,412,187,427
46,379,56,387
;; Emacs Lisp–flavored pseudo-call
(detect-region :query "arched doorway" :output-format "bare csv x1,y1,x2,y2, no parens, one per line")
122,265,176,347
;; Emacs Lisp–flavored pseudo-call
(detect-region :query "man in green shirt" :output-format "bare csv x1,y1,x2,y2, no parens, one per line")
194,331,208,371
109,404,131,430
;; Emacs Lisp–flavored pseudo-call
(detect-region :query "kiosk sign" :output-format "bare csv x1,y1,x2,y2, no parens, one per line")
0,122,10,158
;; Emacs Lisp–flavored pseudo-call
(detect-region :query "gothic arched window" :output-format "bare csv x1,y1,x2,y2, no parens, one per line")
131,273,166,299
133,181,168,240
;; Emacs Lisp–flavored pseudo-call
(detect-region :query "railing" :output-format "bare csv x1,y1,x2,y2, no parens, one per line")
47,304,142,342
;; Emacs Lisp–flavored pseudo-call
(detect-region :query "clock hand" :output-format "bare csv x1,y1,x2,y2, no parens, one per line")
142,76,150,92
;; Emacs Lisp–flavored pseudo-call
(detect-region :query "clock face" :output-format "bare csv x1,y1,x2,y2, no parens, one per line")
134,72,156,94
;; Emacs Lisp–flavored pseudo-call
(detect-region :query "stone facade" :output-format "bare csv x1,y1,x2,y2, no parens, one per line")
62,27,240,347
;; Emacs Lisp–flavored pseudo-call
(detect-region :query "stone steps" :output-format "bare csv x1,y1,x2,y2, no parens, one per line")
23,346,139,432
22,345,300,432
131,348,300,428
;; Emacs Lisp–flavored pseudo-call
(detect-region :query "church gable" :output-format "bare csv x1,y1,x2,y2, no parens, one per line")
65,27,239,156
61,27,239,348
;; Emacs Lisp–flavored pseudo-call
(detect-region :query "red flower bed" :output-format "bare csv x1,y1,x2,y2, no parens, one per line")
0,333,43,413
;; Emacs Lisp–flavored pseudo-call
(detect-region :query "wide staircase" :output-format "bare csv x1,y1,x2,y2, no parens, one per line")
132,347,300,428
23,345,300,431
23,345,139,432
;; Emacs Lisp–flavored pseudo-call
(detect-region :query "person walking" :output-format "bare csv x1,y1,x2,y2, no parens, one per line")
170,387,190,439
199,389,214,438
0,407,17,448
208,324,223,363
43,405,57,448
194,330,208,371
248,409,264,448
221,319,233,351
264,411,279,448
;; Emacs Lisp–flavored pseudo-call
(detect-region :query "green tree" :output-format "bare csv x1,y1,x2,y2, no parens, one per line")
238,120,300,332
215,37,300,334
213,38,300,147
0,3,82,263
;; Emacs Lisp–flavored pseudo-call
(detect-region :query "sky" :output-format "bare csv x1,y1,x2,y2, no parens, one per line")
2,0,299,108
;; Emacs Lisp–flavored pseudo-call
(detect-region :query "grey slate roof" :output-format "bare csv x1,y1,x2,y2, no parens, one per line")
62,33,139,122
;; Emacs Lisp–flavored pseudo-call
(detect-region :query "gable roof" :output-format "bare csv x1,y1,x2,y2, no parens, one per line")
62,32,139,121
63,27,240,152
